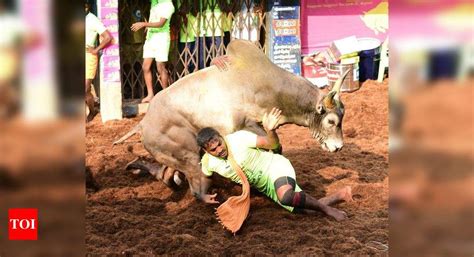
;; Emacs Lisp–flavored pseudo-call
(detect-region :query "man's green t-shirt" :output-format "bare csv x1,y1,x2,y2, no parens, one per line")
201,130,274,192
201,130,302,212
147,0,175,37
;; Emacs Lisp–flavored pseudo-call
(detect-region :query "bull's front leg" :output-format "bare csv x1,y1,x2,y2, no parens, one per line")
150,148,213,200
145,124,216,202
188,169,213,202
172,152,214,203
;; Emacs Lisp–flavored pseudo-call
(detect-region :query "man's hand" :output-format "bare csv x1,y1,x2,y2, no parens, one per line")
86,46,99,55
131,22,147,32
211,55,231,71
202,193,219,204
262,107,282,132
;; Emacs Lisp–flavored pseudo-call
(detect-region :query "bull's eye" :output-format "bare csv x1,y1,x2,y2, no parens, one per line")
328,119,335,126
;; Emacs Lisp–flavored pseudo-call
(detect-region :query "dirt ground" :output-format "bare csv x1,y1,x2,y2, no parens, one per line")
85,79,388,255
0,120,84,257
389,81,474,256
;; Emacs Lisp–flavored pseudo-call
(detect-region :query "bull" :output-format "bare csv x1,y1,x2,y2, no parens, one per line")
114,40,349,201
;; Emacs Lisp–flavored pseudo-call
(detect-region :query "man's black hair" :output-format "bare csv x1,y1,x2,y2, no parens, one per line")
196,127,221,148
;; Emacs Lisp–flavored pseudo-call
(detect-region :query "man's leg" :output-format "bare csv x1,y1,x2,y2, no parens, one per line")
188,41,196,73
85,52,98,121
274,177,349,221
198,37,205,69
156,61,169,89
141,58,154,103
85,78,97,122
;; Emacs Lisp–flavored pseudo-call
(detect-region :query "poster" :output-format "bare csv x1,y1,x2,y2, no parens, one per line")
269,6,302,75
300,0,388,54
99,2,121,83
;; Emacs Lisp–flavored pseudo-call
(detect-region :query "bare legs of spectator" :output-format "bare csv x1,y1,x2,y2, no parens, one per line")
142,58,169,103
85,78,98,122
142,58,154,103
157,61,169,90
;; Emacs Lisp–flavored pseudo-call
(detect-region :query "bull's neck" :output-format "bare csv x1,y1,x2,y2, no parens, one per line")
279,73,319,127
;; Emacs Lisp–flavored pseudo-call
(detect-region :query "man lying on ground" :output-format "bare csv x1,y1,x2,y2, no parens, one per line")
197,107,352,221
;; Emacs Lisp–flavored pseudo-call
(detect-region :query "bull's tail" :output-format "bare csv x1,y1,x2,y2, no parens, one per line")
113,123,142,145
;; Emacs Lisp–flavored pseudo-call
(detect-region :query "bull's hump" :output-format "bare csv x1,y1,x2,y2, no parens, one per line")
227,40,273,72
151,68,215,102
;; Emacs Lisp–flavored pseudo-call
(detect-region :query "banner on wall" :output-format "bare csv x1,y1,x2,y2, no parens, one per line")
301,0,388,55
99,0,121,83
268,5,302,75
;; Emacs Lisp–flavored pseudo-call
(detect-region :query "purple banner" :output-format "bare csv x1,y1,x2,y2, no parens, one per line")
102,56,120,69
99,0,120,83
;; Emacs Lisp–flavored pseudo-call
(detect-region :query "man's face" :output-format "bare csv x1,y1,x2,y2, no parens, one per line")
85,3,90,14
204,136,228,158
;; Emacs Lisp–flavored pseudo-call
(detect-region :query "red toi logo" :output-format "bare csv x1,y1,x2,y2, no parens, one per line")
8,208,38,240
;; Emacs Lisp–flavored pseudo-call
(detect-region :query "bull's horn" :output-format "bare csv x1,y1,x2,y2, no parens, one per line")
330,69,351,94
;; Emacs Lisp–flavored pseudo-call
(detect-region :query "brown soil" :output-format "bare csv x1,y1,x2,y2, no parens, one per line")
389,80,474,256
0,120,85,257
86,79,388,255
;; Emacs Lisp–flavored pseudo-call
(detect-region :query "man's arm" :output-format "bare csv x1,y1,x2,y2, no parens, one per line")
256,108,282,150
87,30,112,55
195,156,219,204
194,176,219,204
130,18,167,31
145,18,167,28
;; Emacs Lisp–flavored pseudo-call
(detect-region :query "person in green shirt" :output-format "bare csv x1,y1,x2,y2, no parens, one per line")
131,0,175,103
197,107,352,221
197,0,225,69
177,0,198,74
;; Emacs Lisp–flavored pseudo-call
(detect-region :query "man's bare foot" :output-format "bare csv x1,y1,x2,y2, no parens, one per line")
141,95,153,103
339,186,353,202
325,206,348,221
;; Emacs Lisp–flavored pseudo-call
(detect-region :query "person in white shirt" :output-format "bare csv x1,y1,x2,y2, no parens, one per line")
85,2,112,122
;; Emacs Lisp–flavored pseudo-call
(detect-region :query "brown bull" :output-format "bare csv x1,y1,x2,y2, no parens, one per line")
114,40,349,201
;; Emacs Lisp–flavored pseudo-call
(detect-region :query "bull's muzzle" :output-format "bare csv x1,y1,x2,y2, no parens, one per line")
322,138,343,152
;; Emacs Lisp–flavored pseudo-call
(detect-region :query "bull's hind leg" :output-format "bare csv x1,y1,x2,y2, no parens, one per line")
126,158,164,177
126,158,183,189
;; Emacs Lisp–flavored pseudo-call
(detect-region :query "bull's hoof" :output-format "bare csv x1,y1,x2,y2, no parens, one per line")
173,171,185,187
125,158,186,191
125,158,150,176
162,168,186,190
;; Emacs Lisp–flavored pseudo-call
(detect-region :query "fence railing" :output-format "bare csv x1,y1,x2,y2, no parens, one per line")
118,0,267,100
